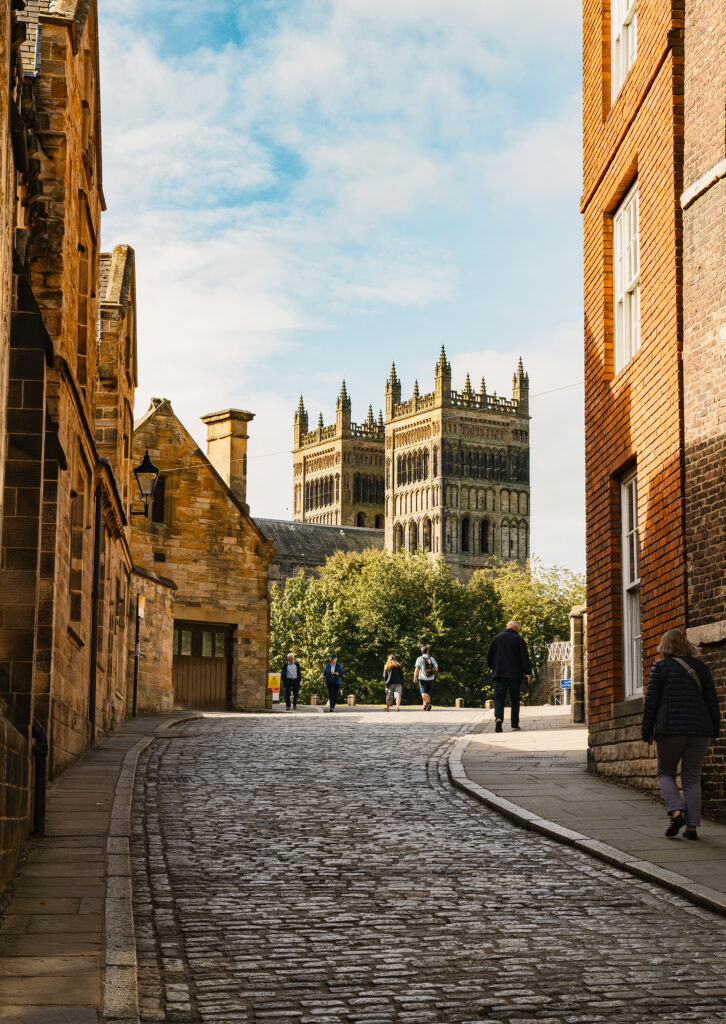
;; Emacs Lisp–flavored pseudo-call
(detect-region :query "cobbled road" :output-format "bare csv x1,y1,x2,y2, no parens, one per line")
131,710,726,1024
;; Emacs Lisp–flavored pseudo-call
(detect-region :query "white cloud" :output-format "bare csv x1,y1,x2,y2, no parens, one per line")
98,0,585,567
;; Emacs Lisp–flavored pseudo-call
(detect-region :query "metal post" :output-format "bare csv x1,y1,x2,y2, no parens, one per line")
32,720,48,835
132,593,141,717
88,483,103,742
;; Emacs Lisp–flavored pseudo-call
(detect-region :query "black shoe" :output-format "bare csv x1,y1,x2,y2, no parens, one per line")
684,828,699,840
665,811,685,838
512,725,521,731
292,704,297,710
495,719,503,733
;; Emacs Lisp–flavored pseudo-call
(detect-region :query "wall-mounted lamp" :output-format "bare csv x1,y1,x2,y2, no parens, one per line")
131,449,160,517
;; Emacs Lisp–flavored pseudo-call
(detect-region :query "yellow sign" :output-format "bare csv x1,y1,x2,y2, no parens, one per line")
137,595,146,619
268,674,279,690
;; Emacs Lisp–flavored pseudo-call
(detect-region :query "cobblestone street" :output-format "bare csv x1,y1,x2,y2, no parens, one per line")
131,711,726,1024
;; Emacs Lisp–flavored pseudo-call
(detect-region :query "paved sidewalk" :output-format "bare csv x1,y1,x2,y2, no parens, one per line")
0,712,198,1024
454,705,726,915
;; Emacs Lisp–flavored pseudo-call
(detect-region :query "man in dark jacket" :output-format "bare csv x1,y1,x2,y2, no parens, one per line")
280,653,301,711
323,654,344,712
486,621,532,732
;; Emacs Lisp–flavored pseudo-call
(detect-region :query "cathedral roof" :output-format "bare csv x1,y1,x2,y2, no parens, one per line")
254,519,384,563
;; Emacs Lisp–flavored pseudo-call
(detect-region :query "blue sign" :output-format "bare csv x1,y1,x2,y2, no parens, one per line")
560,679,572,690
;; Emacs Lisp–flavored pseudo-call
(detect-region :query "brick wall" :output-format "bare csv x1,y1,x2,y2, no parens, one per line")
131,400,273,711
681,0,726,817
583,1,686,781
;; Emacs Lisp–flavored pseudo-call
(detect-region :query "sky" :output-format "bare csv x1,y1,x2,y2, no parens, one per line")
97,0,585,570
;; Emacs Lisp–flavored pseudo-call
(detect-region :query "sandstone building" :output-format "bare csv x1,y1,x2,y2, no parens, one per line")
582,0,726,815
293,383,385,528
130,400,274,713
0,0,139,886
385,348,530,580
288,351,531,583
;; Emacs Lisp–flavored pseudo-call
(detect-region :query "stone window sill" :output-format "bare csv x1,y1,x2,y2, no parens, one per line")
612,693,644,718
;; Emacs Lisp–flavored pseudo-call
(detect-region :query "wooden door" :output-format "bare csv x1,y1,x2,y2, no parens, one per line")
172,621,231,711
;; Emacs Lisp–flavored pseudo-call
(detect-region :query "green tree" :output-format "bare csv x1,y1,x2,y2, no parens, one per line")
475,559,586,695
270,550,504,706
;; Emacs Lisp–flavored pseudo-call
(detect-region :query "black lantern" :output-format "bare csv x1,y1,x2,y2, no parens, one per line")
132,449,160,517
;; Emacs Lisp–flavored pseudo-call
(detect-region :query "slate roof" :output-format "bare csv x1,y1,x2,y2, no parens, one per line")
254,519,384,563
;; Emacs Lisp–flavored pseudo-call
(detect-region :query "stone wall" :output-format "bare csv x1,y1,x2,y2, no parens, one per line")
126,568,176,715
588,697,657,794
131,400,273,711
0,705,29,891
0,2,17,542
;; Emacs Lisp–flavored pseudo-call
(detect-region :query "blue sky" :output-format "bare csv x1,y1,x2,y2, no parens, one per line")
98,0,585,568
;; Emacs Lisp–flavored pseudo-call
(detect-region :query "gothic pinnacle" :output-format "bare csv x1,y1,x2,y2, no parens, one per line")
413,379,420,397
317,412,324,429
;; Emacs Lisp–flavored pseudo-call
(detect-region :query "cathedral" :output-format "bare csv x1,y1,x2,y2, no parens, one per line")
292,348,530,579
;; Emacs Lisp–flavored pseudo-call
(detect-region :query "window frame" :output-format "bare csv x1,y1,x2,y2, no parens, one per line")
621,470,642,696
611,0,637,100
613,181,640,373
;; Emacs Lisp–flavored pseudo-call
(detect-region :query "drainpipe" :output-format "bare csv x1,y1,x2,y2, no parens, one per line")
89,483,103,742
132,593,141,717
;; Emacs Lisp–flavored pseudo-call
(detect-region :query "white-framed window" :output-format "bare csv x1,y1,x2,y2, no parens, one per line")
621,471,642,696
613,182,640,372
611,0,637,100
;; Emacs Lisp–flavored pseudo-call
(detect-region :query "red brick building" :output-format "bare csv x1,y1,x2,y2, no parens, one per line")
583,0,725,813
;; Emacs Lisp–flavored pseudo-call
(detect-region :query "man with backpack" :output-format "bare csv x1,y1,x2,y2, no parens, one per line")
414,645,438,711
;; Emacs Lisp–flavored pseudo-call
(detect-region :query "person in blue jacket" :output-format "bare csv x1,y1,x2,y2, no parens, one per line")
323,654,344,712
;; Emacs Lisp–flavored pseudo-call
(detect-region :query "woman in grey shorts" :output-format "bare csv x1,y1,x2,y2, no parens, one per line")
641,629,721,839
383,655,404,711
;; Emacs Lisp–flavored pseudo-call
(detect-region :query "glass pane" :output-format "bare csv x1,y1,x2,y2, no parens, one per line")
202,631,213,658
173,629,179,656
181,630,192,656
215,632,226,658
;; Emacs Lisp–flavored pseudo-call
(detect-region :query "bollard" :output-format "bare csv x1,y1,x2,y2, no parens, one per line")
485,699,494,710
311,694,321,706
347,694,356,706
455,698,464,709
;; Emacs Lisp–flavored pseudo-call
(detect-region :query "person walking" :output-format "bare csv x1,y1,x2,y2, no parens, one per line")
383,655,404,711
414,646,438,711
486,621,532,732
280,652,301,711
641,628,720,840
323,654,344,712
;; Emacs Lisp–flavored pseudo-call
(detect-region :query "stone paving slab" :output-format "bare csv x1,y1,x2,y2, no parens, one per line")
458,705,726,914
0,712,200,1024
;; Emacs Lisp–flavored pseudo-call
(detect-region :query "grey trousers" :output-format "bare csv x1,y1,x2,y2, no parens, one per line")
655,734,711,827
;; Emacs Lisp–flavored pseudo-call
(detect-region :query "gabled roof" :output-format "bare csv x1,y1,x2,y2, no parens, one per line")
18,1,92,73
254,519,384,562
133,398,270,547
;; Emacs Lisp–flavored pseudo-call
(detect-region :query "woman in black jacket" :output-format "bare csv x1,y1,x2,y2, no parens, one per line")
383,655,404,711
642,629,721,839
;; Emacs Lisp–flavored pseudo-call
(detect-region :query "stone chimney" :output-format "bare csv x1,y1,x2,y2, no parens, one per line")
201,409,254,508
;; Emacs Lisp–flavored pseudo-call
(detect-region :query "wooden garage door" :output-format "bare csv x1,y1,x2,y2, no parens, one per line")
172,622,231,711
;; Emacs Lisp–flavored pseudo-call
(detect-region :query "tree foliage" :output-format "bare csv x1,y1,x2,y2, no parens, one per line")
270,552,586,707
476,558,586,682
270,550,503,706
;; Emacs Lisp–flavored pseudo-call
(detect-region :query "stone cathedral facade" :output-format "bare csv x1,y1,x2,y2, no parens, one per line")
386,349,530,579
293,383,385,527
292,349,530,579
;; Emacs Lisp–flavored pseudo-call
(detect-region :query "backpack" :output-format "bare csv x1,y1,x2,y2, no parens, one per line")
422,656,434,676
